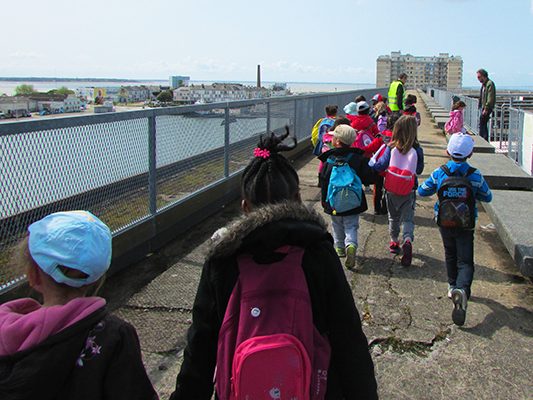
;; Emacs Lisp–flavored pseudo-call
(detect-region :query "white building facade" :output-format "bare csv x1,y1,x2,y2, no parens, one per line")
376,51,463,90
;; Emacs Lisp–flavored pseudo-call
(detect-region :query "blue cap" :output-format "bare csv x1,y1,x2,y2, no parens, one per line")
28,211,112,288
343,102,357,115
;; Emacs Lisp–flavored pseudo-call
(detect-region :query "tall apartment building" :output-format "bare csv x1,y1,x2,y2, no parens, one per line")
376,51,463,90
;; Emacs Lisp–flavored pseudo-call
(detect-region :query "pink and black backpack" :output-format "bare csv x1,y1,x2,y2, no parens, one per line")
215,245,331,400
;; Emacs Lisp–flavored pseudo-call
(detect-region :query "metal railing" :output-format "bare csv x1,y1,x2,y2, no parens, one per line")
429,87,481,135
428,87,531,174
0,87,383,293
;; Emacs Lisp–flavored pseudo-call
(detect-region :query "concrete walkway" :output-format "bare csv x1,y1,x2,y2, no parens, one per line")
107,95,533,399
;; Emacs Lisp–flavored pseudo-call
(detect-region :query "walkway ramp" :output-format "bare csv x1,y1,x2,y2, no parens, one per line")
108,92,533,399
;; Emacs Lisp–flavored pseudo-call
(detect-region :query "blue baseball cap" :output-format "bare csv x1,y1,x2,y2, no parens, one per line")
28,211,112,288
343,102,357,115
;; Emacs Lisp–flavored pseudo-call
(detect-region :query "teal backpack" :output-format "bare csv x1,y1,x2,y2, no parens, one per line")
326,154,363,215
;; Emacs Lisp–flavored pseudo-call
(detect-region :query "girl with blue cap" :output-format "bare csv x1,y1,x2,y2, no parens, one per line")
0,211,157,400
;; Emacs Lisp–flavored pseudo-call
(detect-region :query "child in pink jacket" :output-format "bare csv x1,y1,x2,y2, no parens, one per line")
445,100,467,135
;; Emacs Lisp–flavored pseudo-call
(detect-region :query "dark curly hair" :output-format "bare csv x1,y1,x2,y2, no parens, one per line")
241,126,299,206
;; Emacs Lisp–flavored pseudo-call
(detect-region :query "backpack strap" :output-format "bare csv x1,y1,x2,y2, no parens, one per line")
440,165,452,176
441,165,476,178
465,167,477,177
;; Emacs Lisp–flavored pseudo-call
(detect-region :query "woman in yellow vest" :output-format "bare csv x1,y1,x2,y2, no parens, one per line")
388,73,407,113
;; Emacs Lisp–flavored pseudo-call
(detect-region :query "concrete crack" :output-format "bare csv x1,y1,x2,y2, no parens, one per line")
369,327,452,357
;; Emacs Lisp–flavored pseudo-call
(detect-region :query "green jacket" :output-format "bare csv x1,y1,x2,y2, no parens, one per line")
480,79,496,111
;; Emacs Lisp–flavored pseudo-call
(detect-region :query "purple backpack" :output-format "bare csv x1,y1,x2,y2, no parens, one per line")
215,246,331,400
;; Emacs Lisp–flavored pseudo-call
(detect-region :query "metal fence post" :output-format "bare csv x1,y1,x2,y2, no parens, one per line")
148,114,157,217
293,99,298,137
224,106,230,178
266,101,271,134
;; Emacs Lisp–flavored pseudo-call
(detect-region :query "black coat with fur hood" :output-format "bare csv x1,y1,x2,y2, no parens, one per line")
171,201,378,400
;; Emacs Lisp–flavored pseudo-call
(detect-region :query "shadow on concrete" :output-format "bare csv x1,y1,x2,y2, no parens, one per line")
355,252,529,289
462,296,533,339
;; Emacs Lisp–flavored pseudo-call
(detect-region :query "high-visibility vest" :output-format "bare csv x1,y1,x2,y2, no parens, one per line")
388,80,404,111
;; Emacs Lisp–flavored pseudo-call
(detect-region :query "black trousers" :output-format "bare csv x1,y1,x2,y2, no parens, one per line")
479,111,491,141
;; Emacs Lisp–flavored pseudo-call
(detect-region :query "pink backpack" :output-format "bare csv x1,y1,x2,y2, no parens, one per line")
384,147,418,195
215,246,331,400
353,122,375,149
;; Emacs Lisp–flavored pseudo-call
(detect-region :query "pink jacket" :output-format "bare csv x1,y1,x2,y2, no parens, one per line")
0,297,105,356
445,109,464,134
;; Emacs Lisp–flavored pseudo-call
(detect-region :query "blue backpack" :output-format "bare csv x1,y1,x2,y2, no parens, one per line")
312,117,335,156
326,154,363,215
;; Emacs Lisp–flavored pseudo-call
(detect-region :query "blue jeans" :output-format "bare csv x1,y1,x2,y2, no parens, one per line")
439,227,474,298
331,214,360,249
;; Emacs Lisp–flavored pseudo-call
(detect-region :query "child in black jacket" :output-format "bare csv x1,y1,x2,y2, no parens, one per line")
171,129,378,400
318,124,376,269
0,211,157,400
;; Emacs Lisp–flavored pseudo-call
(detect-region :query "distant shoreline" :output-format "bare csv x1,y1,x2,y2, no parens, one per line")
0,77,153,83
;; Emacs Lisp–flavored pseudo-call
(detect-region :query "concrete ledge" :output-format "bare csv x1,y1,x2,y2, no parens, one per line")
431,111,450,119
434,116,448,129
469,153,533,190
482,190,533,277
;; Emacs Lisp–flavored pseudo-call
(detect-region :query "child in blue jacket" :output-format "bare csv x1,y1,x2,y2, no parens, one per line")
418,134,492,326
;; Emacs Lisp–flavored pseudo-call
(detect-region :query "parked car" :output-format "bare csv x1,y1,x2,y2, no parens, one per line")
0,111,5,119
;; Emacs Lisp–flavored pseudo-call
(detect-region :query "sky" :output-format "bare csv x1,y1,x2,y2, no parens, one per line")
1,0,533,87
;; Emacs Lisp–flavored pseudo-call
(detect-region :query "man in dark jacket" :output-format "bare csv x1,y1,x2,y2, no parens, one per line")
477,68,496,141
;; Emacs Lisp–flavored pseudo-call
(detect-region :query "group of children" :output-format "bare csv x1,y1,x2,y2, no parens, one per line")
313,94,491,328
0,93,490,399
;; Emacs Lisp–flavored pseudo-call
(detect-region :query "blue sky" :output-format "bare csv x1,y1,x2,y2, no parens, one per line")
1,0,532,87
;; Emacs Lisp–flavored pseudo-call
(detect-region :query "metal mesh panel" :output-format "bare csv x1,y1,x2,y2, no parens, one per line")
0,119,149,290
228,105,267,176
269,100,294,134
2,89,388,293
155,113,225,211
507,108,523,164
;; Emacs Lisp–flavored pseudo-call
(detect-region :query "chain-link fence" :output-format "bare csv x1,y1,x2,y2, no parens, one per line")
0,88,383,293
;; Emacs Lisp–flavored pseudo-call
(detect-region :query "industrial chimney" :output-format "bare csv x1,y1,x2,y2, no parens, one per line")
257,65,261,88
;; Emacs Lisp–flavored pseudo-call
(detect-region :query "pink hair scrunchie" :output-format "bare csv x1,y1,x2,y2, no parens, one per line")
253,148,271,159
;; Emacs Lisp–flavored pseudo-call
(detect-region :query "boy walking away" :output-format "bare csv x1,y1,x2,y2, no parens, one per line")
402,94,421,126
371,116,424,266
312,105,338,186
311,104,337,156
319,125,375,269
350,101,379,151
418,134,492,326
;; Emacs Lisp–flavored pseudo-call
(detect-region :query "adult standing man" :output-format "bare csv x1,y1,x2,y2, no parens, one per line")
477,68,496,141
388,73,407,115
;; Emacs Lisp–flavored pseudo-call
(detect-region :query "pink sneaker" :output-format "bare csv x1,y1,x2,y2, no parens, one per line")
401,240,412,266
389,241,400,254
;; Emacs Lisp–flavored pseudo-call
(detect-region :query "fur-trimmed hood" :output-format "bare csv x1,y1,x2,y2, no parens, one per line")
208,201,330,260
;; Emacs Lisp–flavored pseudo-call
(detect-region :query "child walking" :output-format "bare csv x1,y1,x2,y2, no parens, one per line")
318,125,376,269
371,115,424,266
0,211,157,400
444,100,467,135
418,134,492,326
402,94,421,126
171,129,378,399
